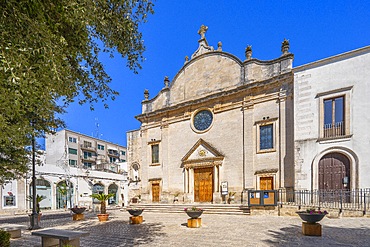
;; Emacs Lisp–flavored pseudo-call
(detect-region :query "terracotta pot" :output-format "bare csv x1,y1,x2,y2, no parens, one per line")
97,214,109,222
37,213,42,223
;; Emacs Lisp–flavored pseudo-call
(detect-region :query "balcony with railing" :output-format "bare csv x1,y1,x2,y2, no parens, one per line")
108,149,120,157
323,121,345,138
80,144,96,151
81,155,97,162
95,162,119,173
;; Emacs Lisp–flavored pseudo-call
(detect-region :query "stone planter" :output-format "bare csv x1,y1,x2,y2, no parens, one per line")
70,207,86,215
127,209,144,216
296,212,326,223
185,210,203,219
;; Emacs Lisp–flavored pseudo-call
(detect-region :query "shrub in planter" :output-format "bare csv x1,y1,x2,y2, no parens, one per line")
0,230,11,247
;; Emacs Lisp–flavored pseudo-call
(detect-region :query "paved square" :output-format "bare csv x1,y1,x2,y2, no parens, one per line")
5,210,370,246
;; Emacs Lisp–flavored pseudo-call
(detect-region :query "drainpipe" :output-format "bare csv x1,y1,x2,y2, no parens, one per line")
278,94,282,190
242,105,245,204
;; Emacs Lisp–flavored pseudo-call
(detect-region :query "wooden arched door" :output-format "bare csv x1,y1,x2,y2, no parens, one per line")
319,153,350,201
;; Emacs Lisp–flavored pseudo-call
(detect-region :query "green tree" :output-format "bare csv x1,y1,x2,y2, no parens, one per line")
0,0,154,183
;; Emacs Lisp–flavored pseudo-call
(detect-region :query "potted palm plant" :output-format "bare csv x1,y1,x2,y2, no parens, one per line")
90,193,114,222
27,194,46,222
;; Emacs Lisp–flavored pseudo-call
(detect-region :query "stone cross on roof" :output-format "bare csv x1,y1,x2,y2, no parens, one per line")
191,25,214,59
198,25,208,39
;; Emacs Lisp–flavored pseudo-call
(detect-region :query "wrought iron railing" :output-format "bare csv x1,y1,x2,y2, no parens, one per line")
324,121,345,138
278,189,370,214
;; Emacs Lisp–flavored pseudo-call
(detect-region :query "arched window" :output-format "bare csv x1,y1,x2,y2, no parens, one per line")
29,178,52,210
92,183,104,204
108,183,118,205
56,180,74,209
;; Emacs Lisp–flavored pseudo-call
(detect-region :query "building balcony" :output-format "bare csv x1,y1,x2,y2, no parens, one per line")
323,122,345,138
81,156,97,162
108,149,120,157
95,163,119,173
80,144,96,151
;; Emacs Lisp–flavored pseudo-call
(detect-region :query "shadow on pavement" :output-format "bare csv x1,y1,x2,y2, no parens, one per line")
263,224,370,246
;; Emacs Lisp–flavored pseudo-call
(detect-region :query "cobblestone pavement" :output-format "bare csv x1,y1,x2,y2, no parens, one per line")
4,209,370,246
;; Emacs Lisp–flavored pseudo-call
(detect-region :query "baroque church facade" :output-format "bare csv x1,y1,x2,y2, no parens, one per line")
127,25,295,204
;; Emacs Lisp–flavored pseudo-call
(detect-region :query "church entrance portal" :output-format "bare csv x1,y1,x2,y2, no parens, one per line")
194,167,213,202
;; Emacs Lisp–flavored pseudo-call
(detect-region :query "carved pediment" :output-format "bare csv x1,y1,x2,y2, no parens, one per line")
181,139,224,168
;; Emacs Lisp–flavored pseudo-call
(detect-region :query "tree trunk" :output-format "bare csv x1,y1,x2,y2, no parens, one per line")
101,201,106,214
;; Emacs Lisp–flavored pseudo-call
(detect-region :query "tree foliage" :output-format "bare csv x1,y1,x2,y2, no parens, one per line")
0,0,154,183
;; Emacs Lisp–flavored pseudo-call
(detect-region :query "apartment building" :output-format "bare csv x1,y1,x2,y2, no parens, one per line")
46,129,127,172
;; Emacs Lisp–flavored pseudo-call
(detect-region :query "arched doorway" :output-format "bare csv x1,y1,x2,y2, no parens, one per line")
108,183,118,205
56,180,74,209
319,153,350,202
92,183,104,205
29,179,52,210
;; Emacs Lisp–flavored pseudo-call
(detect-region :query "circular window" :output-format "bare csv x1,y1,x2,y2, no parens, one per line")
192,109,213,132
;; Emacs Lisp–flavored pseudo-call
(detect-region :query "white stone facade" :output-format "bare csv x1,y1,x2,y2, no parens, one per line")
294,46,370,190
127,27,295,204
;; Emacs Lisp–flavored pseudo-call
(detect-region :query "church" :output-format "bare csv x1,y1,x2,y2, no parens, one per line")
127,25,295,204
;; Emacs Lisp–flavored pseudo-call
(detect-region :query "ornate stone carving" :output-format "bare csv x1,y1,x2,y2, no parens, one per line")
281,39,290,55
198,24,208,39
245,45,252,60
217,41,222,51
191,25,214,59
144,89,149,100
164,76,170,88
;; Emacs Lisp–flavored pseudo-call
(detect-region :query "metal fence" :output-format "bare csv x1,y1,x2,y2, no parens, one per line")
278,189,370,214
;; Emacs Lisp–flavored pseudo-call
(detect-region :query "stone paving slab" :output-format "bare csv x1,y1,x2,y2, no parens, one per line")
8,210,370,246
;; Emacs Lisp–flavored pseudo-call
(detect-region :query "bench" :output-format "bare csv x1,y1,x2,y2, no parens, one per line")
0,224,28,238
32,228,89,247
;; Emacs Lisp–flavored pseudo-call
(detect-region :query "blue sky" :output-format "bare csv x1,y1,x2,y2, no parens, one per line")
50,1,370,148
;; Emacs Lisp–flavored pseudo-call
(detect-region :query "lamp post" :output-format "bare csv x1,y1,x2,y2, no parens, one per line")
29,136,40,230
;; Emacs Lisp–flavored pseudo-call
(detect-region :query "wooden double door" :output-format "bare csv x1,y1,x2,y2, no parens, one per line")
319,153,350,202
194,167,213,202
260,177,274,190
152,183,160,202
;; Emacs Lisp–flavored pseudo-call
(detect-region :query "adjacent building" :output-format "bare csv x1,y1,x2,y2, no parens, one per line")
294,46,370,192
0,129,129,214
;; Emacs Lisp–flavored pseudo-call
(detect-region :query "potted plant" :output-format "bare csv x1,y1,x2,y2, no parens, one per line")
184,206,203,219
228,192,236,204
173,192,180,203
90,193,114,222
27,194,46,222
69,206,87,215
69,205,87,221
296,208,329,223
